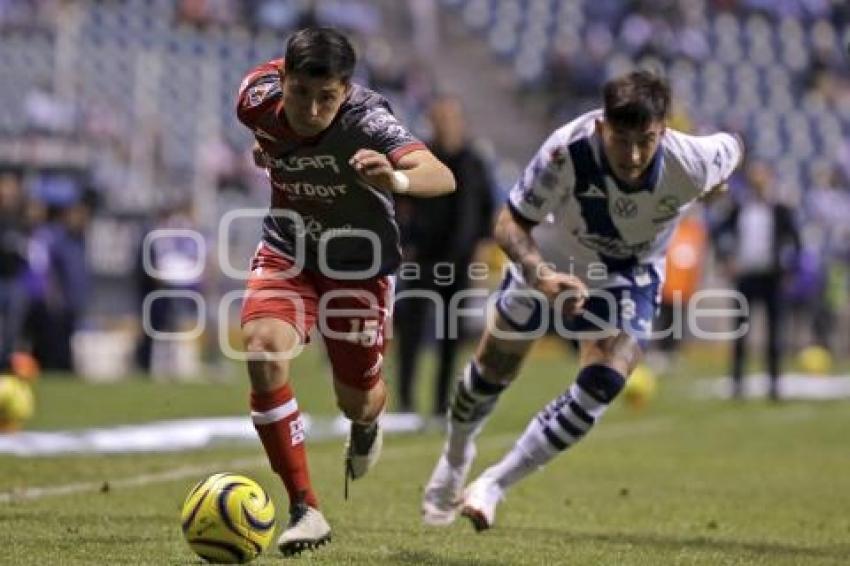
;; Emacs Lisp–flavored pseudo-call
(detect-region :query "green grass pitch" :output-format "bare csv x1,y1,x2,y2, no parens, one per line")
1,345,849,565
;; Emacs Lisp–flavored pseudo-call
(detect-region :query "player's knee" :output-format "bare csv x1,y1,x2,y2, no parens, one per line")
243,328,273,355
337,397,376,423
242,320,298,354
338,400,369,423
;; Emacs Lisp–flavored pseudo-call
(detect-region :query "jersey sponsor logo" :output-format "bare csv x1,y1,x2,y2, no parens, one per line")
272,180,348,200
577,185,606,199
577,233,651,259
613,196,638,218
297,215,354,242
266,155,340,174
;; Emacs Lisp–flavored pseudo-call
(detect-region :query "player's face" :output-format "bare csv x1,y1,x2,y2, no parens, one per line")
281,73,348,136
598,119,665,185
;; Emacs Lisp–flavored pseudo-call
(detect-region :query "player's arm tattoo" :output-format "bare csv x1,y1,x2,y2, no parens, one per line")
478,346,525,380
494,207,546,284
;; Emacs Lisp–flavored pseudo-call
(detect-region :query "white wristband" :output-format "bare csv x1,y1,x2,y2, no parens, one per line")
391,171,410,194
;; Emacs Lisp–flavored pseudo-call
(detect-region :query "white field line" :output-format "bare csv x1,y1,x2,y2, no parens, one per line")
0,417,673,505
0,457,266,504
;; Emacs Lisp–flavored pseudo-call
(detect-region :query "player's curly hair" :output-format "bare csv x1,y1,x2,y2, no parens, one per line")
284,27,356,82
603,70,670,130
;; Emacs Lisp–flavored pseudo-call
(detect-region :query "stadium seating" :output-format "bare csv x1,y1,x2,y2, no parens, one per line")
0,0,846,197
439,0,849,192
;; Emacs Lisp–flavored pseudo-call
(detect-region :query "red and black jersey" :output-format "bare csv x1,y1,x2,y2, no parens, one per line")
236,59,426,276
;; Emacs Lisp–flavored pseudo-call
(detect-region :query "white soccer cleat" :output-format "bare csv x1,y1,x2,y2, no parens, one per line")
421,445,476,526
278,504,331,556
460,475,504,532
345,421,383,480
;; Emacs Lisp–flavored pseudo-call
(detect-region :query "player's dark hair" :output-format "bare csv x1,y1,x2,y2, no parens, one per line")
603,70,670,130
284,27,356,82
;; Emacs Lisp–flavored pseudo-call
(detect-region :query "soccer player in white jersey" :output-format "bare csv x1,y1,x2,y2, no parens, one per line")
421,70,744,530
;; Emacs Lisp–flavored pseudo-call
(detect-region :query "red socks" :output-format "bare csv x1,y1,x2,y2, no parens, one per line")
250,384,318,509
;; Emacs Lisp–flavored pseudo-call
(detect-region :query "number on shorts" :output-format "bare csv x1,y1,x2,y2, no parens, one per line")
346,319,380,347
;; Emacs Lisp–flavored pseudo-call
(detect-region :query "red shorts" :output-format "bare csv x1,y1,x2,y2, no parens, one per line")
241,244,393,391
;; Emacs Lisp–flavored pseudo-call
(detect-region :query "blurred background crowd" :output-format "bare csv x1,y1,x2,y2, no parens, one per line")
0,1,847,403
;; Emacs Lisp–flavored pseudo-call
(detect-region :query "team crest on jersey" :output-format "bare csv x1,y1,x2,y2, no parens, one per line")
652,196,680,223
613,196,638,218
245,81,279,107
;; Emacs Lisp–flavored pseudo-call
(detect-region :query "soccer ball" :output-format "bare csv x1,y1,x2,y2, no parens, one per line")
797,345,832,375
623,364,658,409
181,473,276,564
0,374,35,431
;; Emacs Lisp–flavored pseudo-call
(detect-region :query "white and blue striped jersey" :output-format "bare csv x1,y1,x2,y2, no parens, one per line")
509,109,742,289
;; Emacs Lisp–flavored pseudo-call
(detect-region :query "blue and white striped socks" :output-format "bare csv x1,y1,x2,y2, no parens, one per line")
482,365,626,490
445,361,507,466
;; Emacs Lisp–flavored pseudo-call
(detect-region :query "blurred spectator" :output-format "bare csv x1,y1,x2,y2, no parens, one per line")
28,184,94,372
23,82,79,135
393,95,494,418
800,164,850,350
0,172,30,372
135,201,205,375
714,161,801,400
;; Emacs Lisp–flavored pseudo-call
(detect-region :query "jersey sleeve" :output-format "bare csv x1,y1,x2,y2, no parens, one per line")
235,59,283,127
507,130,574,223
667,130,744,195
356,104,426,166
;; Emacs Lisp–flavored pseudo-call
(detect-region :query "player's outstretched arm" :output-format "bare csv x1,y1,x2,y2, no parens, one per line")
494,206,587,315
350,148,455,197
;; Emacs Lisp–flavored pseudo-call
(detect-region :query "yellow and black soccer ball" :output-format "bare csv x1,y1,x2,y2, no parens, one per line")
623,364,658,409
0,374,35,431
181,473,276,564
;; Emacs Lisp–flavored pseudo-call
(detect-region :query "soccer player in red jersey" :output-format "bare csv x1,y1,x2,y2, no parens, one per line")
236,27,455,554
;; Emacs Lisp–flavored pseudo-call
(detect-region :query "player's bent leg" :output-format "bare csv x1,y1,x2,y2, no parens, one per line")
422,311,535,526
243,318,302,391
335,378,387,481
461,333,640,531
242,319,329,554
